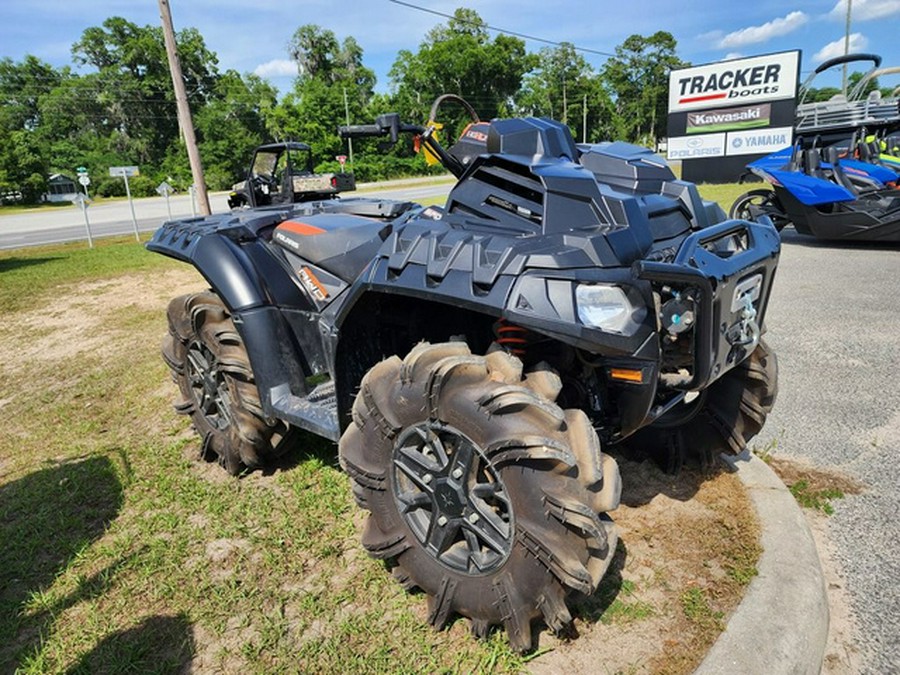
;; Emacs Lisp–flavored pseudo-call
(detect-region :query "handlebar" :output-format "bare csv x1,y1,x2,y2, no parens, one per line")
339,124,383,139
338,107,467,178
338,113,425,142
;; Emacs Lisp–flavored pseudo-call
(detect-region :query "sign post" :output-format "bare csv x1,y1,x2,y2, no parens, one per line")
76,166,91,200
72,193,94,248
156,180,174,221
335,155,348,173
109,166,141,241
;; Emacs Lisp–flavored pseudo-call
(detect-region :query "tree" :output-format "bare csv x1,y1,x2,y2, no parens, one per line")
68,17,220,167
518,43,619,143
288,24,375,102
270,25,377,166
192,71,278,189
388,8,536,127
603,32,686,145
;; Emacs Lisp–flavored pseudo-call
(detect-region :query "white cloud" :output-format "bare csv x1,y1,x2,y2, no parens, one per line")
717,11,809,49
253,59,296,78
723,52,744,61
813,33,870,63
828,0,900,21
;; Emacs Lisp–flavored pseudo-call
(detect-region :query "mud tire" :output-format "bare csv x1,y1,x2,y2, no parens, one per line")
627,339,778,472
162,291,290,475
338,342,621,651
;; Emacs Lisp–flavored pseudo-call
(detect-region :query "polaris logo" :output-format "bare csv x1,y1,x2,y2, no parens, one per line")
677,65,781,104
667,133,726,160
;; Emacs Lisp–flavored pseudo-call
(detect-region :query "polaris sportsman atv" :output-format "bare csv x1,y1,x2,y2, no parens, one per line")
148,96,780,651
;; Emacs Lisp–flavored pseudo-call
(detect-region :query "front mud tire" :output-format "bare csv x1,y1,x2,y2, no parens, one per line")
338,342,621,652
627,339,778,472
162,291,290,475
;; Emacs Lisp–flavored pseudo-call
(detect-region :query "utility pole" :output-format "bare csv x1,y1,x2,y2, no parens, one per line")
343,87,354,165
842,0,853,95
158,0,211,215
582,94,587,143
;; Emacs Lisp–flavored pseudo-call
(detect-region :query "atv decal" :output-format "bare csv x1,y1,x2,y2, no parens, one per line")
280,220,326,236
299,266,329,301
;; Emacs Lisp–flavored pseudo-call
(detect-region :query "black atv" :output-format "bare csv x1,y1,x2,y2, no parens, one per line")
148,96,780,651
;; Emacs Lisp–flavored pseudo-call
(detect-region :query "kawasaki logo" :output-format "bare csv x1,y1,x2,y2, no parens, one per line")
677,64,782,104
687,103,771,133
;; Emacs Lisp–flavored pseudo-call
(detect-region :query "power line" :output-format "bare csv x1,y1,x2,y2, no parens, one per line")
387,0,617,58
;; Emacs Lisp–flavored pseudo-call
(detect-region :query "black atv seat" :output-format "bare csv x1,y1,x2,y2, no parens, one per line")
273,214,389,281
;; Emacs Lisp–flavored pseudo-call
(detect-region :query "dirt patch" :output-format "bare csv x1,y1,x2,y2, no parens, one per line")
767,457,865,498
766,457,866,674
0,267,203,372
530,456,761,674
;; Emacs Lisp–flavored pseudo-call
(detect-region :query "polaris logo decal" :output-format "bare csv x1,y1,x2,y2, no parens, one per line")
677,65,782,104
667,133,726,160
687,104,771,134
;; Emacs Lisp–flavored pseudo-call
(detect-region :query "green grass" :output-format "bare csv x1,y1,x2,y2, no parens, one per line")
0,241,534,673
0,236,175,313
697,182,752,213
788,480,845,516
680,587,724,632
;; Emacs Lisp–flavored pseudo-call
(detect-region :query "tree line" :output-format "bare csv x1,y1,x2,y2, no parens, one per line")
0,9,687,203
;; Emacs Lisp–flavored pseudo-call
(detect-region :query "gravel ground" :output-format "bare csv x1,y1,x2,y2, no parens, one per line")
753,230,900,673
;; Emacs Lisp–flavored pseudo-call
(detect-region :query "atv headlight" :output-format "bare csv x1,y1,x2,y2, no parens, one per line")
576,284,645,334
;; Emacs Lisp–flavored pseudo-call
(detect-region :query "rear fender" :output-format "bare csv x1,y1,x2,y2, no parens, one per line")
148,222,313,411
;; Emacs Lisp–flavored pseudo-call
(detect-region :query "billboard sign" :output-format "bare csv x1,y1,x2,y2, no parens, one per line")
667,50,801,182
668,51,800,112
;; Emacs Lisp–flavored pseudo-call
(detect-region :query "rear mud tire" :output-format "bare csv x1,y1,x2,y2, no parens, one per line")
162,291,290,475
339,343,621,652
627,339,778,472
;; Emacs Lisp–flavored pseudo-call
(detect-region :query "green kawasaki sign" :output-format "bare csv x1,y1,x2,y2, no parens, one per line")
686,103,771,134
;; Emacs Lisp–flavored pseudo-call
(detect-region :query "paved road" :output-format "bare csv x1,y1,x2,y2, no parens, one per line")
0,181,453,250
754,229,900,673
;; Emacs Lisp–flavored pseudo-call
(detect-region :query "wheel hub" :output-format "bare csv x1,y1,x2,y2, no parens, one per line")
391,422,513,574
186,341,231,430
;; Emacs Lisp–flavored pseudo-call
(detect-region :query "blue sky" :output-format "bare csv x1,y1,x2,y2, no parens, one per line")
2,0,899,97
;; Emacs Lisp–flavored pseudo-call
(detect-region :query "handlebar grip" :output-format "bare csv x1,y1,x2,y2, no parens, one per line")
339,124,383,139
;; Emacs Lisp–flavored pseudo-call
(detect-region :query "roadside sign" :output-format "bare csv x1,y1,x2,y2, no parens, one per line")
157,181,174,221
109,166,140,240
335,155,348,173
76,166,88,175
109,166,140,178
78,174,91,187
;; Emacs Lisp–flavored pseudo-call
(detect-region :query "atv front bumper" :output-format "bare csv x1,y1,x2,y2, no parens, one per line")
635,218,780,392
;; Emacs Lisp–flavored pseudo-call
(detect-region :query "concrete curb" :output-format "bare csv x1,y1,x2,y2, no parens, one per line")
695,451,829,675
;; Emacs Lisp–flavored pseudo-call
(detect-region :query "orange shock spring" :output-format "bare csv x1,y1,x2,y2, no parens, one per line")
495,319,530,358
